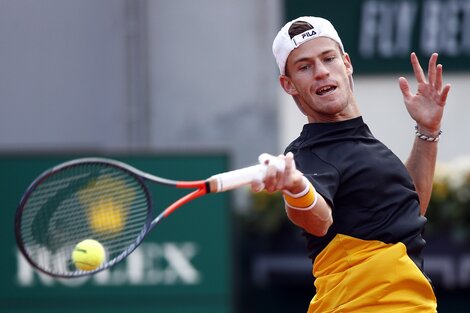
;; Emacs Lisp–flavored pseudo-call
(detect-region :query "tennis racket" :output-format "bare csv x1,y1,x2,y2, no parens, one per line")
15,154,283,278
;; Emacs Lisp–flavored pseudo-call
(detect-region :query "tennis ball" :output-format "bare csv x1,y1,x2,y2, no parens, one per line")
72,239,105,271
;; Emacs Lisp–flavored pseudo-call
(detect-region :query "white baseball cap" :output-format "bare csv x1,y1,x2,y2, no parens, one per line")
272,16,345,75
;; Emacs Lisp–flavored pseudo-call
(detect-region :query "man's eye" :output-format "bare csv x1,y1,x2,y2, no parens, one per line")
299,64,311,71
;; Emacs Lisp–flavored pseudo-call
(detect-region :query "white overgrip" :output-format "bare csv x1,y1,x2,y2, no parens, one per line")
208,153,285,193
209,164,266,192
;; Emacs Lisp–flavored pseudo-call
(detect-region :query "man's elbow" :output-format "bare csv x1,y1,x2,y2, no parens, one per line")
308,218,333,237
287,207,333,237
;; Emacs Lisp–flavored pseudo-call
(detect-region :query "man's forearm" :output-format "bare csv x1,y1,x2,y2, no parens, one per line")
405,136,439,215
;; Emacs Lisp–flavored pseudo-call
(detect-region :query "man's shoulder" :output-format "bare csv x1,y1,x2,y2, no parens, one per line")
284,136,303,154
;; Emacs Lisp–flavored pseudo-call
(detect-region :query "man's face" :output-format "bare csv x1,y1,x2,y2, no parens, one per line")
281,37,355,122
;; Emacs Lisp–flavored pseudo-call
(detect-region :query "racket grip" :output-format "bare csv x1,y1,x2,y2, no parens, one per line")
208,153,285,193
208,164,266,192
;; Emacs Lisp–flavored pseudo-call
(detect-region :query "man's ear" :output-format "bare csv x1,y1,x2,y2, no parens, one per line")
279,75,298,96
343,53,355,91
343,53,353,76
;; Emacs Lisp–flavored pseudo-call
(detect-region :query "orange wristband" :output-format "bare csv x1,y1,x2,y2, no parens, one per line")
283,177,317,210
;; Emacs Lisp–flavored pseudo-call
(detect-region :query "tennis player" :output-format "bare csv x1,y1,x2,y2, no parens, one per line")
254,16,451,312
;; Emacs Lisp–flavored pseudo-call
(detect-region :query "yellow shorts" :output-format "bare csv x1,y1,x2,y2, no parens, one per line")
308,234,437,313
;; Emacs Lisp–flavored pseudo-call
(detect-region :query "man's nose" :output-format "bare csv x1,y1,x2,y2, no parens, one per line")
314,61,329,79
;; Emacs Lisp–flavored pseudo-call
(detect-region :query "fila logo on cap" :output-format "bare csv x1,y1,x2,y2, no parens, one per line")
292,28,318,47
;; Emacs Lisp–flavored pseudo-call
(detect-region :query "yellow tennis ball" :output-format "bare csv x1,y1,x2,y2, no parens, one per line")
72,239,105,271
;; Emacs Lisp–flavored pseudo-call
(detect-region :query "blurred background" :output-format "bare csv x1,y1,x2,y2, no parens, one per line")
1,0,470,312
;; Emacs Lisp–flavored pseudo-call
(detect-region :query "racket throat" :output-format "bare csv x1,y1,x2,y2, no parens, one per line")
161,188,208,218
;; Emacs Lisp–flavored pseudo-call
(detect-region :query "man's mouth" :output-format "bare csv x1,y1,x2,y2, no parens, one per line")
316,85,337,96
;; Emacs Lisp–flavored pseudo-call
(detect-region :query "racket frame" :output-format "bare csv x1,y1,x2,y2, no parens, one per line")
15,158,159,278
15,155,282,278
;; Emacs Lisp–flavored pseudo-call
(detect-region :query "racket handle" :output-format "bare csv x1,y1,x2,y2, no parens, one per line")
208,153,285,193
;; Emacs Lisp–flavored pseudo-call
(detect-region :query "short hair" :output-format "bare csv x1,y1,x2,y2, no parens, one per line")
288,21,314,39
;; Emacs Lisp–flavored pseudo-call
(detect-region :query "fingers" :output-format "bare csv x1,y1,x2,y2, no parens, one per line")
251,153,281,192
432,55,451,105
428,53,438,86
254,152,300,193
276,152,296,190
428,53,451,105
410,52,440,86
440,83,452,105
409,52,450,98
264,154,285,192
435,64,443,91
398,76,411,99
411,52,426,84
250,179,264,193
285,151,296,171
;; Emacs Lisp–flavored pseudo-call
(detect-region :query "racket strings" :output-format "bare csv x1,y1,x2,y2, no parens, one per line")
18,163,151,276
